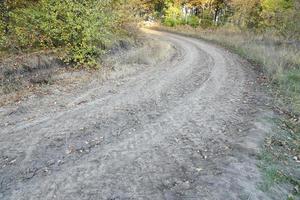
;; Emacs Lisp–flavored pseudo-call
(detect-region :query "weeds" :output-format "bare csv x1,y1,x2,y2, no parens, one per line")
258,118,300,199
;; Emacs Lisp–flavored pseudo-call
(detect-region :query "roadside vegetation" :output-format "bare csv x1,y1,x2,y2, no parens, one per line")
0,0,137,67
137,0,300,198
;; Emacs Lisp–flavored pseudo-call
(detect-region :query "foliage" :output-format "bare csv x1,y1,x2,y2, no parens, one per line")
261,0,299,39
0,20,5,48
185,15,200,27
198,9,214,28
141,0,300,39
163,3,183,26
230,0,263,30
0,0,135,67
163,2,200,27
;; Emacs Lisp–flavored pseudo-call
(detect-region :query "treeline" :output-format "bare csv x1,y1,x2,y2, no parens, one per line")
1,0,298,66
0,0,136,66
138,0,300,40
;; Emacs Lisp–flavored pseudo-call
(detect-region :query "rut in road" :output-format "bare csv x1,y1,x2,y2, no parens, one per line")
0,30,273,200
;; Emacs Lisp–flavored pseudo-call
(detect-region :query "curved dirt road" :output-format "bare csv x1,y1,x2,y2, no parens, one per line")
0,30,272,199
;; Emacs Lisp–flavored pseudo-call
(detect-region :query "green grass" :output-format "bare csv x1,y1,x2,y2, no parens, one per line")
276,70,300,112
257,117,300,199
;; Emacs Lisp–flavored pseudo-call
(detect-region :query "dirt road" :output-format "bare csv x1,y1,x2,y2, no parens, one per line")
0,30,273,199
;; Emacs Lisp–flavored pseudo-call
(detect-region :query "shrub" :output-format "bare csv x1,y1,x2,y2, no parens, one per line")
198,10,214,29
1,0,133,67
163,3,182,27
185,15,200,28
164,17,181,27
199,18,214,29
0,21,6,48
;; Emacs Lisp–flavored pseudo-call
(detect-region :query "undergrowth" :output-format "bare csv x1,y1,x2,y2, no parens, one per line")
0,0,137,68
258,117,300,199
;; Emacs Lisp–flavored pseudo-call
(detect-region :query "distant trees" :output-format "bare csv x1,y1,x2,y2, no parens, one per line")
230,0,262,29
230,0,299,38
260,0,298,39
1,0,299,62
140,0,300,39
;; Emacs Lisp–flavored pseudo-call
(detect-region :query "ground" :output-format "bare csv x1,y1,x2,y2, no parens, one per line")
0,30,278,199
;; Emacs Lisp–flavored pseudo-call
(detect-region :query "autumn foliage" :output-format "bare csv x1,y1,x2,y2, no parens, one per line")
138,0,299,40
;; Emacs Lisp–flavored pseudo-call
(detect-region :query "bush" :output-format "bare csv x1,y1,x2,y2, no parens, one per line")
185,15,200,28
1,0,133,67
0,21,6,48
163,3,182,27
164,17,181,27
164,14,200,28
199,18,214,29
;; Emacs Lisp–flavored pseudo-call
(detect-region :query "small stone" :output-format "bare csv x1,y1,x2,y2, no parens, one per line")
66,149,71,154
10,159,16,164
47,160,55,166
57,160,64,165
196,167,202,172
293,156,298,161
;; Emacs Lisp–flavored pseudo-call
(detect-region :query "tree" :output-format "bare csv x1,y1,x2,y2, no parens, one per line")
261,0,299,39
230,0,262,30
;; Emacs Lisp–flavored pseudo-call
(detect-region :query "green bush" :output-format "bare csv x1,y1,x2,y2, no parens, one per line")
164,17,181,27
186,15,199,28
1,0,132,67
163,3,182,27
198,10,214,28
0,21,6,48
199,18,214,29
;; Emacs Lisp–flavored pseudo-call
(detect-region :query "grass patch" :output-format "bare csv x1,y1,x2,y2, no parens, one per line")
258,117,300,199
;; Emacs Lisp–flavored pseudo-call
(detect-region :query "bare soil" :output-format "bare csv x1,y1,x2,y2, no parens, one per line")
0,30,276,199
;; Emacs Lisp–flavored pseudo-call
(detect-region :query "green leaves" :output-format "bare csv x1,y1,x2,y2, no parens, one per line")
1,0,133,67
262,0,294,12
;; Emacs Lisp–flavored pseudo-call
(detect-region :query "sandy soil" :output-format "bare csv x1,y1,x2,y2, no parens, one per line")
0,30,275,200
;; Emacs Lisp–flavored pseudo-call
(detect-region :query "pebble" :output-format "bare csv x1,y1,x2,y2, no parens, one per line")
196,167,202,172
293,156,298,161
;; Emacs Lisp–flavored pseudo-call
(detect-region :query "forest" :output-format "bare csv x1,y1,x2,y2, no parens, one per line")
139,0,299,38
0,0,299,64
